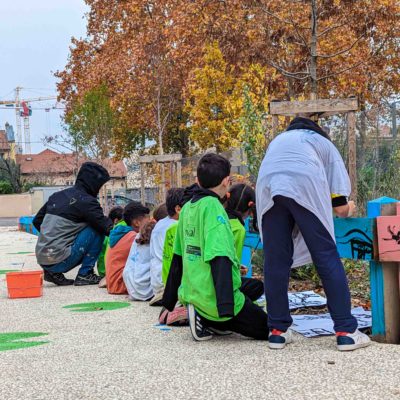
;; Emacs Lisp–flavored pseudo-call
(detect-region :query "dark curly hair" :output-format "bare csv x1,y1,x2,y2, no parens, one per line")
108,206,123,222
123,201,150,225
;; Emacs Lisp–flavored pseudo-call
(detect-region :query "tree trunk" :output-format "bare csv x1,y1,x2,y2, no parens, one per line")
310,0,318,100
358,97,367,166
347,111,357,201
156,86,166,201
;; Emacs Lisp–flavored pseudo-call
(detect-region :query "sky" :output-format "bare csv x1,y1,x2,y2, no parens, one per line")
0,1,88,154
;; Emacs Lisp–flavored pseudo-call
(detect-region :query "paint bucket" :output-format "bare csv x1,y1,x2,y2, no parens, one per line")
6,271,43,299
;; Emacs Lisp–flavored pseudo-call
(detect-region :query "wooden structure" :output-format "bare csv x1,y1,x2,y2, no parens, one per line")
139,154,182,204
368,197,400,343
269,98,358,200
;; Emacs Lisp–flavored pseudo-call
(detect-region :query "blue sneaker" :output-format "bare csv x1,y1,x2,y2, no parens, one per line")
268,329,293,349
336,330,371,351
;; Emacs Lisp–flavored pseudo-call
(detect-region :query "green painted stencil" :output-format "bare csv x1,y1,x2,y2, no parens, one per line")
7,251,34,255
0,332,49,352
0,269,18,275
63,301,131,312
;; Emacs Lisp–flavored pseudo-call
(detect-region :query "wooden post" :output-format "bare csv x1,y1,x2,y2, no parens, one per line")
347,111,357,201
177,161,182,187
272,115,279,136
170,161,174,188
140,163,145,205
139,153,182,194
103,185,108,215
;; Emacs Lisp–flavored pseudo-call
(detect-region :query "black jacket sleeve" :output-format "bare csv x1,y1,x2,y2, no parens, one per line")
78,197,113,236
210,256,234,318
33,202,48,232
162,253,183,311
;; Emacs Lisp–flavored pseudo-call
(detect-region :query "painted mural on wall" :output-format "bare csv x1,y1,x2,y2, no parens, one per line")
334,218,375,260
377,216,400,262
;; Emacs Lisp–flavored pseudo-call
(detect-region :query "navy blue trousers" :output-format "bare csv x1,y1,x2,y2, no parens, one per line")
262,195,357,333
43,227,104,276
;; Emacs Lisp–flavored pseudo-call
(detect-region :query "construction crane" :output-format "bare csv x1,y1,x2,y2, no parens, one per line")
0,87,58,154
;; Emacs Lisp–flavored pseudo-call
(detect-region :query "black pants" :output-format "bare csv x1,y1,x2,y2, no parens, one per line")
241,277,264,301
202,278,269,340
262,195,357,333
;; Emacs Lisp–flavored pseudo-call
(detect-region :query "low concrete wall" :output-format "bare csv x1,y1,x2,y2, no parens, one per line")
0,193,33,218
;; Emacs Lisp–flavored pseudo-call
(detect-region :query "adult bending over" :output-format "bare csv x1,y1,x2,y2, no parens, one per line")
256,116,370,351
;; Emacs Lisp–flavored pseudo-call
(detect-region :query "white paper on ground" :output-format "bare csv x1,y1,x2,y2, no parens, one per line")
288,290,327,310
255,290,327,310
291,307,372,338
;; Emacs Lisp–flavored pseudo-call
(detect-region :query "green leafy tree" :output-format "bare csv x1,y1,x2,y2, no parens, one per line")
64,84,116,160
239,86,269,179
0,181,13,194
185,42,242,152
0,158,22,193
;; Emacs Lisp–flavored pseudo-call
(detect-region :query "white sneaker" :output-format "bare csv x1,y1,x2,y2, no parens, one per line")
268,329,293,349
336,329,371,351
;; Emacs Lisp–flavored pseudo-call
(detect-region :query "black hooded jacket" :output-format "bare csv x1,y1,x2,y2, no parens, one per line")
33,162,113,266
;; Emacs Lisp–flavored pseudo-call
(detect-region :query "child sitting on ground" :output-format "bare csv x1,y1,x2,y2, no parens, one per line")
161,184,198,285
122,203,167,301
106,202,150,294
163,153,269,341
97,206,124,278
158,185,199,326
225,183,264,302
123,220,156,301
149,188,185,306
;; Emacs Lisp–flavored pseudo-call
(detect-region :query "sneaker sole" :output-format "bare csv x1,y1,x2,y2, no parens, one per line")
268,342,287,350
73,281,101,286
268,336,293,350
208,328,233,336
337,341,371,351
188,304,213,342
44,277,74,286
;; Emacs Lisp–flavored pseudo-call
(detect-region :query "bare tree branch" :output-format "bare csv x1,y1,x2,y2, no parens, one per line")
318,33,365,59
317,22,348,38
317,60,365,81
266,60,310,80
256,1,305,28
317,28,394,82
288,6,310,51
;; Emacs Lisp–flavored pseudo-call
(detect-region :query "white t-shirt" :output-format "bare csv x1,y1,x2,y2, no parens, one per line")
149,216,176,294
123,237,153,301
256,129,351,267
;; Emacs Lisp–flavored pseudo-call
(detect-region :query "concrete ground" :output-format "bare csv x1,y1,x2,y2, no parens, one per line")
0,227,400,400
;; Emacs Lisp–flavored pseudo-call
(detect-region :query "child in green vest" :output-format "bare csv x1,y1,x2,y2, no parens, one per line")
225,183,264,302
163,153,269,341
97,206,124,278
